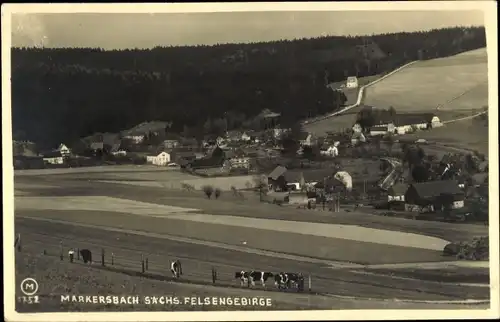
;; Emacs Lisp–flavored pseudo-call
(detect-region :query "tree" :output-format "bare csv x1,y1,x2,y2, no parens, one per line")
388,106,396,117
214,188,221,199
202,185,214,199
302,145,315,161
411,164,430,182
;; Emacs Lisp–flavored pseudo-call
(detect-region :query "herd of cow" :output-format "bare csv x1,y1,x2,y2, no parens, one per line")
74,250,306,292
235,271,305,291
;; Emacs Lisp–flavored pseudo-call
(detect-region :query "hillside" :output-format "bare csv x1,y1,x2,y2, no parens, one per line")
364,47,488,112
10,27,486,148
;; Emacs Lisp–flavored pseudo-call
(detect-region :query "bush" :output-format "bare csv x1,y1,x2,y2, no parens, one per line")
214,188,221,199
443,236,489,260
202,185,214,199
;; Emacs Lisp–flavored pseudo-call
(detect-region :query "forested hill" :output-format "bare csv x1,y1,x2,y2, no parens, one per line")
11,26,486,149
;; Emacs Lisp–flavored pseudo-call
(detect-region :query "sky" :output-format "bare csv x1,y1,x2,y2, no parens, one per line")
11,10,485,50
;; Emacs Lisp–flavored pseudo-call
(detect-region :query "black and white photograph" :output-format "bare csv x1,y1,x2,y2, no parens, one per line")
2,2,499,321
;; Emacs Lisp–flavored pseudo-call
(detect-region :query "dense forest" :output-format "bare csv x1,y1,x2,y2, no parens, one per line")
11,26,486,149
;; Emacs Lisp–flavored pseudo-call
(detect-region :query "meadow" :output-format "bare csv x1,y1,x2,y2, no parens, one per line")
364,48,488,112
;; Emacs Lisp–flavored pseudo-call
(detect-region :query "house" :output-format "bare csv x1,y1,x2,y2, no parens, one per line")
320,145,339,157
163,139,179,149
123,132,146,144
298,132,313,146
404,180,464,212
146,151,171,166
90,142,104,153
57,143,71,157
268,166,288,191
241,132,251,142
346,76,359,89
388,183,409,202
42,151,64,165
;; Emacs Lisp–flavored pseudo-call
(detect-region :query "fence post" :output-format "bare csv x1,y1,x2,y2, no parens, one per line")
211,267,217,284
141,254,145,274
101,248,105,267
308,275,312,292
15,233,21,252
59,241,63,260
111,252,114,265
77,248,80,260
146,257,149,271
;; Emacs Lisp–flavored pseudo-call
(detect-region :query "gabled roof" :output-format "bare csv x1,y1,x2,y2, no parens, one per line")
285,169,335,183
268,165,287,180
408,180,462,199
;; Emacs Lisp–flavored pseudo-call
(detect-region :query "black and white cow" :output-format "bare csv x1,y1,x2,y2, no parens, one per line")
79,249,92,264
248,271,273,288
235,271,250,287
170,260,183,278
275,272,303,289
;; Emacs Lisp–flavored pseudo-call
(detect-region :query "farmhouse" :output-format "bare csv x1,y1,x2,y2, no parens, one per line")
268,166,288,191
57,143,71,157
42,151,64,165
146,151,171,166
346,76,359,89
404,180,464,212
351,132,366,145
320,145,339,157
387,183,409,202
163,139,179,149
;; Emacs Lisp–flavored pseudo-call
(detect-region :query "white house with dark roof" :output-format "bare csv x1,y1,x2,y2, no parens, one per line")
57,143,71,157
346,76,359,88
146,151,171,166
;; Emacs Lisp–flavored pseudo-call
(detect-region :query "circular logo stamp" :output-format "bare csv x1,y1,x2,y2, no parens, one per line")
20,278,39,296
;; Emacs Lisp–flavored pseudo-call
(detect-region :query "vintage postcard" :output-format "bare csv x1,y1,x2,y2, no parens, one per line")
2,1,499,321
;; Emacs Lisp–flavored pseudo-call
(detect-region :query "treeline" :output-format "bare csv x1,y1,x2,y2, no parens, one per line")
11,26,486,148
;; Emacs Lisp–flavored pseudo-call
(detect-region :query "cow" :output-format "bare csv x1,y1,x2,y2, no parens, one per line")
170,260,183,278
248,271,273,288
235,271,250,287
275,272,303,290
79,249,92,264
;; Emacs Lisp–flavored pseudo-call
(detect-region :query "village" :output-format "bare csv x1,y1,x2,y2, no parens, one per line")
12,77,489,225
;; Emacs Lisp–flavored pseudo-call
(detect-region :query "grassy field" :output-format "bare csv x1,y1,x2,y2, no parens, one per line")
364,48,488,111
361,266,490,285
15,250,320,312
13,216,490,313
403,116,489,156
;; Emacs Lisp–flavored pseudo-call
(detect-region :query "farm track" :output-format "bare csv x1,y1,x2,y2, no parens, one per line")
15,217,490,302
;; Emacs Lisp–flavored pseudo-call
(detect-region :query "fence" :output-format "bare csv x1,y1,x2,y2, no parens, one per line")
16,234,315,294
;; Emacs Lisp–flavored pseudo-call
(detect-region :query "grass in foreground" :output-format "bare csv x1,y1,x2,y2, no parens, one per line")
15,251,315,312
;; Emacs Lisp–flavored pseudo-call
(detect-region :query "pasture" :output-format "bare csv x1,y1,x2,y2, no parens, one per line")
403,116,489,156
364,48,488,111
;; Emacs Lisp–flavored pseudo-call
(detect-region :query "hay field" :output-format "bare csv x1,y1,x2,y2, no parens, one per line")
304,113,357,136
364,48,488,111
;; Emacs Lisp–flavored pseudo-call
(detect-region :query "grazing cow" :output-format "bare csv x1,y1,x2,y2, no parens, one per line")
170,260,183,278
79,249,92,264
235,271,250,287
276,272,302,289
248,271,273,287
